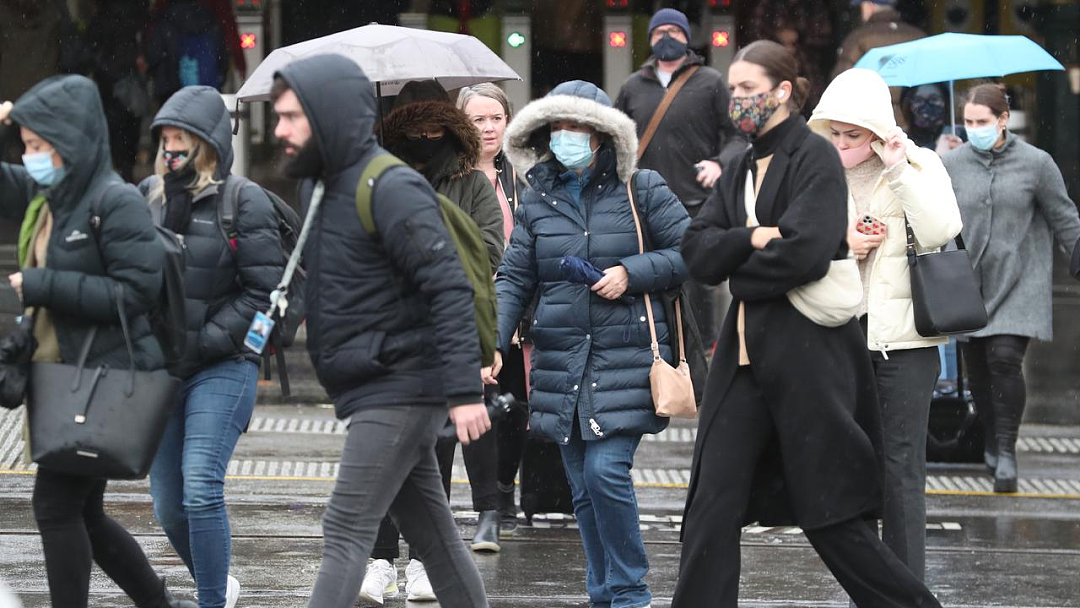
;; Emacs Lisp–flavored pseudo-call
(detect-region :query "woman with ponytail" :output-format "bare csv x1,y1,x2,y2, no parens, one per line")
672,41,941,607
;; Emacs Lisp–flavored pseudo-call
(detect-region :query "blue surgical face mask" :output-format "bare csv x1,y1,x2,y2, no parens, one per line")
22,151,65,186
550,129,595,170
967,125,1002,151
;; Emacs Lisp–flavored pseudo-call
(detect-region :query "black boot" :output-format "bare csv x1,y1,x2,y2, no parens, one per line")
498,483,518,537
471,510,501,552
146,577,197,608
983,429,998,474
994,438,1019,493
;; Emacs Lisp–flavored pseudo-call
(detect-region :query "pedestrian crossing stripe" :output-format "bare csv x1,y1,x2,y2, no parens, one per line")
1,408,1079,498
242,415,1080,455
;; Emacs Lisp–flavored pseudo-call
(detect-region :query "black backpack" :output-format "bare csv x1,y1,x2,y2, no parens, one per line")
219,176,305,396
92,184,188,370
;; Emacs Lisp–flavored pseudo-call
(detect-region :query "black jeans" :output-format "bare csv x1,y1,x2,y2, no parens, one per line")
870,346,940,582
961,335,1030,455
32,468,166,608
308,405,487,608
673,369,940,608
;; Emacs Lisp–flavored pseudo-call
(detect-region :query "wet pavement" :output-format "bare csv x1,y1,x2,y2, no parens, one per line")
1,404,1078,607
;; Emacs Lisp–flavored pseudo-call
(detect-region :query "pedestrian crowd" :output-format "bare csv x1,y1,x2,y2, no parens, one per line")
2,3,1079,608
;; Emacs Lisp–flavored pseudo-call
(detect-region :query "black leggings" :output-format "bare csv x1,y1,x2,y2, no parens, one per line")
32,468,166,608
961,335,1030,451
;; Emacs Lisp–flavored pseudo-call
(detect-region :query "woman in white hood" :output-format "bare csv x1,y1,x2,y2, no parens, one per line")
808,68,963,584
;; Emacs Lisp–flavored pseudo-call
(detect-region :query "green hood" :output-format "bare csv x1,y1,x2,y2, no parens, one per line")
9,75,113,209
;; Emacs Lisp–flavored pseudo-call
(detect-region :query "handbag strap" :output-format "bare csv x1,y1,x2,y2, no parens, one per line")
114,284,137,397
625,177,687,364
905,218,967,266
636,65,699,160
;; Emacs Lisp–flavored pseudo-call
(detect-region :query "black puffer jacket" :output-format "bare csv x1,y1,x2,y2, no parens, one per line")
277,55,482,418
139,86,284,379
0,75,164,370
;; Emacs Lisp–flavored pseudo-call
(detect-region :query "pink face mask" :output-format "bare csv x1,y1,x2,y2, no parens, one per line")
837,139,876,169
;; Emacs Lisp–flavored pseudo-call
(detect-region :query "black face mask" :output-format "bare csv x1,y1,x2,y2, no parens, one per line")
652,34,688,62
282,138,323,179
400,135,450,165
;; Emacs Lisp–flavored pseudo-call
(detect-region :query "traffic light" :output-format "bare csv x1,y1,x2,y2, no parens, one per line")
507,31,526,49
608,31,628,48
240,32,257,50
712,30,730,48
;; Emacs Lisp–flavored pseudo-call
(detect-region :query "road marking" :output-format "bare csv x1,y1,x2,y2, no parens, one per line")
243,414,1080,455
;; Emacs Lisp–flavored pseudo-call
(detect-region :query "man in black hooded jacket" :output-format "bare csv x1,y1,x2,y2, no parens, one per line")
270,54,490,608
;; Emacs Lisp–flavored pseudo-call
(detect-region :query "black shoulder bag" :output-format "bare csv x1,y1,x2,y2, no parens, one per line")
28,284,179,479
906,221,988,337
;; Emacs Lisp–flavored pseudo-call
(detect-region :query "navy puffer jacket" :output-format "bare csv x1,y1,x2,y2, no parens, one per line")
499,81,690,444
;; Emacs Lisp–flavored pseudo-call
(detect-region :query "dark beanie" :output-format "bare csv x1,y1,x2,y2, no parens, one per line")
392,80,450,110
648,8,691,39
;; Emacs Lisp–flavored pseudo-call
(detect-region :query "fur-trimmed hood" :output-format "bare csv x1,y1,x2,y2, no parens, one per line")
504,80,639,184
377,100,481,180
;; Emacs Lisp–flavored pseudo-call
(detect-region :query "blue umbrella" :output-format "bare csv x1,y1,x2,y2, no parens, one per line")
854,33,1065,133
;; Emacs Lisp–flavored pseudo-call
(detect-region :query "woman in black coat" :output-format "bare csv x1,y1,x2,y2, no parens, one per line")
1,76,193,608
671,42,941,608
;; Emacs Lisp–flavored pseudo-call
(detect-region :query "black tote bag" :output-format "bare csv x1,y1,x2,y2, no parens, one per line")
906,222,988,337
28,285,179,479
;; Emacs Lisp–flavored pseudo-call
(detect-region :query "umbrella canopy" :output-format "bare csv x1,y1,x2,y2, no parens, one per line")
854,33,1064,87
236,23,521,102
854,33,1064,135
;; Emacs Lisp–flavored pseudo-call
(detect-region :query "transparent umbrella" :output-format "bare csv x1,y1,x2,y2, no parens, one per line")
236,23,521,103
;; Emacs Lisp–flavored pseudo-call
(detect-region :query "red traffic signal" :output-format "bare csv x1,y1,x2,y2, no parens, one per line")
609,31,628,48
712,30,731,48
240,32,257,50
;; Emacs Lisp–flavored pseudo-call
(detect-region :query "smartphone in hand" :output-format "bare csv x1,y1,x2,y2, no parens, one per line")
856,214,887,236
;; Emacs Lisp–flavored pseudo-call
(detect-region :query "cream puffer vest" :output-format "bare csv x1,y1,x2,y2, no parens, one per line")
810,69,964,354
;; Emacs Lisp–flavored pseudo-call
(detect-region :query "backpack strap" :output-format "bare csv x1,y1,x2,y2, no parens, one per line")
218,175,244,242
355,153,408,236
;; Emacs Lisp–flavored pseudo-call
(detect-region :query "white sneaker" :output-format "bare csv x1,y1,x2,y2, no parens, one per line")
404,559,436,602
224,576,240,608
358,559,399,605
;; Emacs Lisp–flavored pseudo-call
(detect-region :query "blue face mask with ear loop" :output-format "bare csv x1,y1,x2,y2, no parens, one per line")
550,130,596,170
22,150,65,186
967,124,1002,151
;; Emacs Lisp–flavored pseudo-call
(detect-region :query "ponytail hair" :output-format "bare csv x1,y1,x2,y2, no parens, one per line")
965,83,1010,118
733,40,811,111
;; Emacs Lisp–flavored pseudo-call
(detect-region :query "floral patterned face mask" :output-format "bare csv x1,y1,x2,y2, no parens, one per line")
728,90,782,136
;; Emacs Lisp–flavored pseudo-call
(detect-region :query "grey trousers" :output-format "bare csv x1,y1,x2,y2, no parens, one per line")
307,406,488,608
870,346,941,582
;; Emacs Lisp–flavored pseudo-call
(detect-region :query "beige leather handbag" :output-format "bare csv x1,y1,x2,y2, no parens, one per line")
626,183,697,419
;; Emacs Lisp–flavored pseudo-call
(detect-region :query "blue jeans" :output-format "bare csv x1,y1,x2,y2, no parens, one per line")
150,358,258,608
559,421,650,608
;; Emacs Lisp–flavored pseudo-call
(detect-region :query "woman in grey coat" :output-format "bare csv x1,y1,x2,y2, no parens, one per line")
942,83,1080,493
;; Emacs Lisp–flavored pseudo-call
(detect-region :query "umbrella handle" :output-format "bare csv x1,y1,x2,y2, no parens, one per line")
950,80,956,137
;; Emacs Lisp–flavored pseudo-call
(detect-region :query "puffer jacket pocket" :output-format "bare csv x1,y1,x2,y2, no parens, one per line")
315,331,390,392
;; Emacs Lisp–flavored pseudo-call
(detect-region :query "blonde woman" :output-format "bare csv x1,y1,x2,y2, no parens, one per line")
139,86,285,608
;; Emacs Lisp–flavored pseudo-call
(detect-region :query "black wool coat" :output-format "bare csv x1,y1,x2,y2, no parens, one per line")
680,115,883,531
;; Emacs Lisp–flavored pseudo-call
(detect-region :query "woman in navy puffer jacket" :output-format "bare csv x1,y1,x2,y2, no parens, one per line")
493,80,689,608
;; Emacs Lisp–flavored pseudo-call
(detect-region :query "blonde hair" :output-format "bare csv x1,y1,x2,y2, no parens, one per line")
456,83,513,120
150,129,222,203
